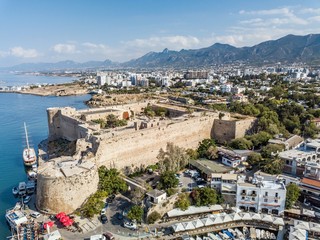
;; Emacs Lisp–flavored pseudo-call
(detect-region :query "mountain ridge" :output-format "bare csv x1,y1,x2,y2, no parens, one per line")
2,34,320,71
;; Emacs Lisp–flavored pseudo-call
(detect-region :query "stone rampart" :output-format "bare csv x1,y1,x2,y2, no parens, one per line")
94,115,218,170
212,117,256,143
36,160,99,214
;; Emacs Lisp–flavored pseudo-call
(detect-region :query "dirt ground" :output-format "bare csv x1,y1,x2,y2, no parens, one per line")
19,83,89,96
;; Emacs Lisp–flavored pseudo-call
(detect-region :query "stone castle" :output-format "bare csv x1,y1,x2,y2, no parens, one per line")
36,101,256,213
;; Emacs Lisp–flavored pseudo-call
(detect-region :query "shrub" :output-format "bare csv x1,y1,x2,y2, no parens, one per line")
147,211,161,224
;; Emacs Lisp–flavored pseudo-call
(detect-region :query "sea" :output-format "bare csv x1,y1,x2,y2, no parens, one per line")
0,72,90,238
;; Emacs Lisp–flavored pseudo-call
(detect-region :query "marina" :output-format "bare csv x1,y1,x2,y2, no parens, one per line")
0,92,90,239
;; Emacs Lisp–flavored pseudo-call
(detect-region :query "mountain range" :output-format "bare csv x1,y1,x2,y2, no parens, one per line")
3,34,320,71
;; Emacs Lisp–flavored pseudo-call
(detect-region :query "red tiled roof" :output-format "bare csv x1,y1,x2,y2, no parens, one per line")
301,178,320,188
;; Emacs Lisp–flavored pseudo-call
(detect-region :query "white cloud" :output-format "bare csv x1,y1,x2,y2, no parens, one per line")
124,35,200,50
52,43,76,54
308,16,320,22
300,8,320,14
239,7,292,16
9,47,39,58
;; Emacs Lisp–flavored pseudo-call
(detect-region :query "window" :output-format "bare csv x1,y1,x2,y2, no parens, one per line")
275,193,278,198
265,192,268,197
252,198,255,201
242,197,245,200
275,199,278,203
264,199,268,202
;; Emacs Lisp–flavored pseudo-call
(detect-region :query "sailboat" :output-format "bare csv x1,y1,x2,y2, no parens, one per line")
23,122,37,166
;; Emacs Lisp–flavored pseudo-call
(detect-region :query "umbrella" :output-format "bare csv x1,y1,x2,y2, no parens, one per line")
230,213,242,221
211,215,223,224
43,221,54,229
60,216,69,223
63,219,73,227
241,212,252,221
56,212,66,219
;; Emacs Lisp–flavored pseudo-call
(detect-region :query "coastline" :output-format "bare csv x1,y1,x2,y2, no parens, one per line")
0,83,90,97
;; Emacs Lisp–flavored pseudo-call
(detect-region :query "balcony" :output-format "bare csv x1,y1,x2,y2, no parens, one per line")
241,192,247,196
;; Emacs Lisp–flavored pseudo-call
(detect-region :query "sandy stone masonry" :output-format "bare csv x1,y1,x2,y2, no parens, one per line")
37,101,256,214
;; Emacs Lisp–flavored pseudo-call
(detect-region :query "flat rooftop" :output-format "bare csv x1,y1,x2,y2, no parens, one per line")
191,159,233,175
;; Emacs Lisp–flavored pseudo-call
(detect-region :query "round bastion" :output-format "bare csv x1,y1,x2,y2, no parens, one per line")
36,157,99,214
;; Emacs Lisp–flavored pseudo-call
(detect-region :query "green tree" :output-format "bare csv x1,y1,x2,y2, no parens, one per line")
247,152,262,166
175,193,191,211
127,205,144,222
157,143,190,172
158,171,179,190
262,158,284,175
98,166,127,194
191,187,222,206
229,138,253,150
197,139,216,158
261,144,284,158
186,148,199,160
285,183,301,209
147,211,161,224
248,131,272,148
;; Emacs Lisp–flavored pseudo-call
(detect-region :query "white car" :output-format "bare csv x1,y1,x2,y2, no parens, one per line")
123,221,137,230
30,211,41,218
101,208,107,215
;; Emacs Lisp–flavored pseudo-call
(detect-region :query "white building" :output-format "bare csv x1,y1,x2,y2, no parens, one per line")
236,174,286,215
146,189,166,204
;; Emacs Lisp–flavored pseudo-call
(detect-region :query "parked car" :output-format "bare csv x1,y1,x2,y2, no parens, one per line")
101,208,107,215
90,234,106,240
30,211,41,218
101,214,108,224
116,212,123,220
103,232,115,240
123,221,137,230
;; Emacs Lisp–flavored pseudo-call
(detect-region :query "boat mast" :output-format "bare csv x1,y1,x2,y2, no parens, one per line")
24,122,30,150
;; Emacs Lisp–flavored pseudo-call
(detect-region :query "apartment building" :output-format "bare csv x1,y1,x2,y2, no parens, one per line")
236,175,286,215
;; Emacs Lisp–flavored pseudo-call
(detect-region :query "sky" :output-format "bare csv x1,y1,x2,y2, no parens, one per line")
1,0,320,67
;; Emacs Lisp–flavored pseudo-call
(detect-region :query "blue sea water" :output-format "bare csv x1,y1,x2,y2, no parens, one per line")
0,74,90,238
0,71,76,87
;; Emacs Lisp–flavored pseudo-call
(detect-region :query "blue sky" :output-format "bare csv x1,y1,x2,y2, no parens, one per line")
1,0,320,66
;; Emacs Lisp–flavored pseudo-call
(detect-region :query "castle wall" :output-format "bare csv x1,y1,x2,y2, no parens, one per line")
212,118,256,143
212,119,237,143
47,107,89,141
36,164,99,214
95,115,218,170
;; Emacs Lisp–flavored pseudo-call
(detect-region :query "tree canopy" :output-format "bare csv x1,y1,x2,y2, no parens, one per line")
157,142,190,172
158,171,179,190
285,183,301,209
127,205,144,222
190,187,223,206
98,166,127,194
197,139,217,159
175,193,191,211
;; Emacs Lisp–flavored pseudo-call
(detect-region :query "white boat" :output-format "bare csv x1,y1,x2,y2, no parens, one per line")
12,187,18,196
256,229,261,239
270,232,276,239
23,122,37,166
266,231,271,239
261,230,265,239
27,170,37,180
18,182,26,195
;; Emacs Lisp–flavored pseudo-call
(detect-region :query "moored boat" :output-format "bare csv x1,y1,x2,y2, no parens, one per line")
23,122,37,166
12,187,18,196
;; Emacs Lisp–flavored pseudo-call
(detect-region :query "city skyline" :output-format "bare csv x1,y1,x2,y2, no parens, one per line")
1,0,320,67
